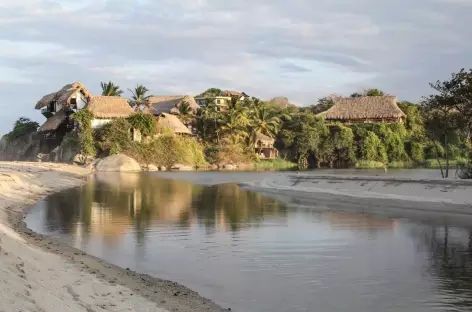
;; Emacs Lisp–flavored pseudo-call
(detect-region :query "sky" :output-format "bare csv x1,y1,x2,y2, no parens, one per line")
0,0,471,134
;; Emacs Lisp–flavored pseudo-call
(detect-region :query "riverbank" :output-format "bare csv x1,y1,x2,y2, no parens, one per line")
0,162,226,312
243,174,472,205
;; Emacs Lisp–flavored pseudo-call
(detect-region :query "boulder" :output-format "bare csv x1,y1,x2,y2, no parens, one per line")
147,164,159,171
223,164,235,170
171,163,194,171
95,154,142,172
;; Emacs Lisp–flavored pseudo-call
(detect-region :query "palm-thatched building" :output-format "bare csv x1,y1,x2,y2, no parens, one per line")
318,96,405,124
35,82,92,118
149,95,199,115
156,113,192,135
255,132,278,159
85,96,134,128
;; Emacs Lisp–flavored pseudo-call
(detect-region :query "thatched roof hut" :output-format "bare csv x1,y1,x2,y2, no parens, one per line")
222,90,248,97
149,95,199,115
319,96,405,123
85,96,134,118
35,82,91,110
38,110,68,132
255,132,275,145
156,113,191,135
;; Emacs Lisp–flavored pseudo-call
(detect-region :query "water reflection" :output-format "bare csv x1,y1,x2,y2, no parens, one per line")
411,225,472,309
42,173,287,241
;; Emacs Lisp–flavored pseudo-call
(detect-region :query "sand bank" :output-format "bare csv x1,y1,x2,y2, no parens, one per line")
243,174,472,205
239,174,472,226
0,162,225,312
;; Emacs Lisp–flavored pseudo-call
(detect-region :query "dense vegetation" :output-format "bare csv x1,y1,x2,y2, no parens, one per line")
3,117,39,142
94,113,206,168
5,69,472,176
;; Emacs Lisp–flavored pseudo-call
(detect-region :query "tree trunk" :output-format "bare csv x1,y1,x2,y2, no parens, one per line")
444,134,449,178
432,140,445,178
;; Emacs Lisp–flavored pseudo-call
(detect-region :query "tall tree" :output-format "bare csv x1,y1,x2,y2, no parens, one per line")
311,97,334,114
422,72,464,178
100,81,124,96
364,88,385,96
177,101,193,125
128,85,153,111
199,88,222,97
350,89,386,97
250,104,282,139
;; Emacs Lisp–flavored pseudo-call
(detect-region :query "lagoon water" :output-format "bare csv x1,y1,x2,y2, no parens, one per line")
26,171,472,312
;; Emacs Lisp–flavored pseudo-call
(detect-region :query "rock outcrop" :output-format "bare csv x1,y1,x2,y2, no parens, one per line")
95,154,141,172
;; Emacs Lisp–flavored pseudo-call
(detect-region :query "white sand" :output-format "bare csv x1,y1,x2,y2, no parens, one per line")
244,173,472,206
0,162,224,312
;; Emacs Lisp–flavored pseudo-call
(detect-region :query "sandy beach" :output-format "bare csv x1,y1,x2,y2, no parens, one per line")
0,162,225,312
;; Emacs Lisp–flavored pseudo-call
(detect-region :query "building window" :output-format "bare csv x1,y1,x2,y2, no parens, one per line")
70,98,77,109
216,99,221,104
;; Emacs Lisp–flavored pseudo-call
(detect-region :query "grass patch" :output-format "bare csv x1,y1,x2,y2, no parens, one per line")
423,158,469,168
355,160,386,169
253,158,297,170
388,160,414,168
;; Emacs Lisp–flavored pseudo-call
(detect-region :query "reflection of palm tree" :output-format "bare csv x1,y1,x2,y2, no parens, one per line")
410,225,472,309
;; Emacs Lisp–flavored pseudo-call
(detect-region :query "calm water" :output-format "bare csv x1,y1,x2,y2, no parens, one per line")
26,172,472,312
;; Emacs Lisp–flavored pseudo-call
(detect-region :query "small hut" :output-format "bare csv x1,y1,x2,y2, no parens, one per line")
85,96,134,128
156,113,192,135
255,132,278,159
38,110,69,133
318,96,405,124
35,82,92,117
149,95,199,115
85,96,140,141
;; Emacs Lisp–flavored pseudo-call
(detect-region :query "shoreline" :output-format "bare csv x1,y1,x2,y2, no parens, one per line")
0,162,226,312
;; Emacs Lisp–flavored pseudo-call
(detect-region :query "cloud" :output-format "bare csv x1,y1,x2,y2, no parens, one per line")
0,0,470,134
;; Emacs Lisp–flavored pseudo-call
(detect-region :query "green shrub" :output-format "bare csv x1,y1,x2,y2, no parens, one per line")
95,118,132,155
389,160,414,168
4,117,39,142
71,110,96,159
355,160,385,169
127,113,157,136
123,134,206,168
409,142,425,163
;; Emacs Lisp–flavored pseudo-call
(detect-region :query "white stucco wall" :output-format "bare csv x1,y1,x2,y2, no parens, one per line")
91,119,112,129
76,93,88,110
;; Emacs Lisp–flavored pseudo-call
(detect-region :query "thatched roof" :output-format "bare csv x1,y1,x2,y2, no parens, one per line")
222,90,248,97
255,132,275,144
38,110,68,132
319,96,405,121
86,96,134,118
35,82,91,110
156,113,191,134
149,95,199,115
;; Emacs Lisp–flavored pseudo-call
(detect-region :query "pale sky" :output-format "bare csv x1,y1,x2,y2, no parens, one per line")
0,0,470,134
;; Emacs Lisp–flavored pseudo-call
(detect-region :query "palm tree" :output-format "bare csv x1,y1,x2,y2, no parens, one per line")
178,101,193,125
128,85,153,111
250,104,282,139
218,109,249,144
101,81,124,96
